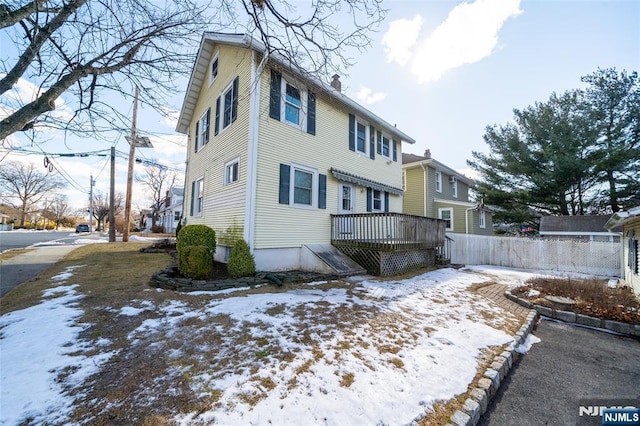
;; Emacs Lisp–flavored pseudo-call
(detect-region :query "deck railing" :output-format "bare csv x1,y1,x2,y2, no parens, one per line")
330,212,446,251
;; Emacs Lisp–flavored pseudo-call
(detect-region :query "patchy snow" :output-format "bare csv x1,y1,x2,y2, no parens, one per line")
515,333,542,354
0,265,549,425
0,266,116,425
525,289,541,297
129,235,169,242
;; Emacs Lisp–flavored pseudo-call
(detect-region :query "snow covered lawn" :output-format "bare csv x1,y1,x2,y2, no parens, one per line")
0,265,543,425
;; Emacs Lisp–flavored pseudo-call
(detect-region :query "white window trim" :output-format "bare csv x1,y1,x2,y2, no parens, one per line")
208,51,219,86
479,210,486,229
290,162,318,209
354,117,370,156
439,207,453,231
224,156,240,185
196,110,209,152
402,170,406,191
219,79,235,134
280,76,307,130
452,179,458,198
435,171,442,193
380,132,392,159
193,176,204,217
370,189,386,212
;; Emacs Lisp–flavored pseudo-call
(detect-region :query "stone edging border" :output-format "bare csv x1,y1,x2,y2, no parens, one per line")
446,309,539,426
504,289,640,338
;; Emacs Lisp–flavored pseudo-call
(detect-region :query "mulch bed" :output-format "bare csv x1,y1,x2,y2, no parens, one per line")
512,278,640,324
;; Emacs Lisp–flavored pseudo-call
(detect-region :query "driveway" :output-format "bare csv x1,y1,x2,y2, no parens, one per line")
480,318,640,425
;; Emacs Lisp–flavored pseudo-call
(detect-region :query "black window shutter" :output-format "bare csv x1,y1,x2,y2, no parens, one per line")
232,77,239,123
205,108,210,144
194,120,199,152
214,97,221,135
307,92,316,135
190,181,195,215
393,139,398,161
384,192,390,212
376,130,382,155
348,114,355,152
366,188,372,212
279,163,290,204
318,173,326,209
369,125,375,159
269,70,281,120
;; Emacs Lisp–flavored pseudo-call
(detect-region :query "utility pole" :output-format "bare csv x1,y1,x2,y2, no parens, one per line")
123,86,139,242
109,146,116,242
89,174,95,232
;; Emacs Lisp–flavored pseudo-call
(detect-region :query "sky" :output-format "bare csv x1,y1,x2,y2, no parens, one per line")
1,255,545,424
1,0,638,214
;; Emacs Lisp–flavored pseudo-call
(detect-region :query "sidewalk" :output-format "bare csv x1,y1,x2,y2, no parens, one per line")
0,245,79,297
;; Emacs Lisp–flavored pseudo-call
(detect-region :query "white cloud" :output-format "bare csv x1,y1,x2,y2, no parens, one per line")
158,107,180,130
384,0,522,84
355,86,387,105
0,76,75,126
382,15,423,66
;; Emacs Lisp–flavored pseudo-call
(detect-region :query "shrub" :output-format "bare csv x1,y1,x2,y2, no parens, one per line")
176,224,216,254
227,239,256,278
178,245,213,279
175,216,183,237
151,224,165,233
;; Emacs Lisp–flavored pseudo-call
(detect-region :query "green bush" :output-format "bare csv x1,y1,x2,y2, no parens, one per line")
227,239,256,278
178,245,213,279
175,216,183,237
176,224,216,254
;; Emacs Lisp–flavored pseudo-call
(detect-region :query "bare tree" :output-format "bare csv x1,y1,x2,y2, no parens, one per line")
49,194,72,229
0,161,65,226
1,0,385,141
136,163,176,228
90,190,123,231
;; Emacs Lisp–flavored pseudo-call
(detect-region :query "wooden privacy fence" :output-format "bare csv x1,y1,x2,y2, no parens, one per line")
448,234,621,277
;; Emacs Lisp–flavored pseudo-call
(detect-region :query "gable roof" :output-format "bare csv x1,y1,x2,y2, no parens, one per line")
176,32,415,145
401,152,474,186
605,206,640,230
539,215,614,233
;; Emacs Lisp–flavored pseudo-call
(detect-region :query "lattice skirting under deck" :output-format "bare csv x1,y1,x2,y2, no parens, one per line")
335,247,436,276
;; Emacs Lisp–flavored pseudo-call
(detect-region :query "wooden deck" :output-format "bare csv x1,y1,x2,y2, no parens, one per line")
330,213,448,275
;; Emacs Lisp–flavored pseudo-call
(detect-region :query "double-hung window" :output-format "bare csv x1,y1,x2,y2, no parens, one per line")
439,208,453,231
366,188,388,212
224,157,240,185
284,82,302,126
372,190,383,211
356,121,367,154
435,171,442,193
278,163,327,209
380,134,391,158
209,51,219,85
269,70,316,135
452,179,458,198
479,211,486,229
222,82,235,129
191,177,204,216
195,109,210,152
214,77,239,135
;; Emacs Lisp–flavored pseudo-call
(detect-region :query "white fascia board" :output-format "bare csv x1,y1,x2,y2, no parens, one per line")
539,231,619,236
433,198,477,208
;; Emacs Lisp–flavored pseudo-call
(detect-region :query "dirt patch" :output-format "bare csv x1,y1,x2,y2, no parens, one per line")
512,277,640,324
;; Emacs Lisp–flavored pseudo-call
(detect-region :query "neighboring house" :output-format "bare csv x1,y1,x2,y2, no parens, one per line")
605,207,640,297
176,32,417,272
158,187,184,233
402,150,493,235
539,215,619,242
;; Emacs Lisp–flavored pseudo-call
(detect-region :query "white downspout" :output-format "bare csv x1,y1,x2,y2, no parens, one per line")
244,50,260,252
465,207,474,234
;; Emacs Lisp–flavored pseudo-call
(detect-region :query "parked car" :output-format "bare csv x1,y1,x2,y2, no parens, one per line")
75,224,90,233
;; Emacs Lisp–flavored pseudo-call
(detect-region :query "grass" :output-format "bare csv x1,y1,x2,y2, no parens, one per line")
514,277,640,324
0,247,34,262
2,243,523,424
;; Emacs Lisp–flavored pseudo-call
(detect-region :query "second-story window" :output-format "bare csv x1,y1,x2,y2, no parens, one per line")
451,177,458,198
209,51,219,85
195,108,210,151
356,121,367,154
435,171,442,193
214,77,239,135
269,70,316,135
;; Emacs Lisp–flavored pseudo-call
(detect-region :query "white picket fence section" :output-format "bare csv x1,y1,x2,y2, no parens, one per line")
448,234,621,277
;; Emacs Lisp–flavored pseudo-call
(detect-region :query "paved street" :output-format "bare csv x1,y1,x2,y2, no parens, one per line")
480,318,640,426
0,231,75,252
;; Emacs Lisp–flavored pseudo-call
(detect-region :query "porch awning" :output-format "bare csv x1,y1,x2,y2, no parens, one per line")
330,168,403,195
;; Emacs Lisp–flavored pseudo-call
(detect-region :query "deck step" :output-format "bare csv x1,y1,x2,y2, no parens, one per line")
303,244,367,276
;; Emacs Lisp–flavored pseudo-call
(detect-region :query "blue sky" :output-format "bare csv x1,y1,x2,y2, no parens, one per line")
1,0,638,212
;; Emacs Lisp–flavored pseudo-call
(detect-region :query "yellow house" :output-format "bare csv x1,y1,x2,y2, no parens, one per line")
402,150,493,235
176,33,417,272
605,206,640,297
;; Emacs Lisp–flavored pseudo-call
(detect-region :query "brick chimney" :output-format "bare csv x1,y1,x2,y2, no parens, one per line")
424,149,431,159
331,74,341,92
